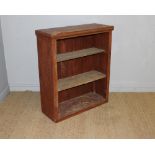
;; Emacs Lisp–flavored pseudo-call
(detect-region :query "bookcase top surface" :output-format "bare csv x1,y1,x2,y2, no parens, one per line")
35,23,114,39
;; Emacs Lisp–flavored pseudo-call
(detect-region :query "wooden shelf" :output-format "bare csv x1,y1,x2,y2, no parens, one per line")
58,70,106,91
57,47,104,62
59,92,105,118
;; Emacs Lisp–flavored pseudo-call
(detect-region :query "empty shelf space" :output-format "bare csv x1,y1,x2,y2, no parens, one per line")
57,47,104,62
58,70,106,91
59,92,105,118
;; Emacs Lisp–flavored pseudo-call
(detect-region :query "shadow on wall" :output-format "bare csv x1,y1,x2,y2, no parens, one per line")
0,18,9,101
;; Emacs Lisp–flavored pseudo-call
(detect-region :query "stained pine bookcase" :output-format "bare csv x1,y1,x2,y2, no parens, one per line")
35,23,114,122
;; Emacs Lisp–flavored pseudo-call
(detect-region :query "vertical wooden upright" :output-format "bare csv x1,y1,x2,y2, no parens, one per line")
36,23,114,122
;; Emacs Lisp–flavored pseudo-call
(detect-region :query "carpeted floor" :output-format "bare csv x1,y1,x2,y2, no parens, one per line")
0,92,155,138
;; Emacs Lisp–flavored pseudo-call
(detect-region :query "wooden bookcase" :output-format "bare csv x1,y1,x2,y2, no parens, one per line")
35,23,114,122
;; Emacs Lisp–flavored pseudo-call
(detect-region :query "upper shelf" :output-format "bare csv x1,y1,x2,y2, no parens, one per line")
58,70,106,91
57,47,104,62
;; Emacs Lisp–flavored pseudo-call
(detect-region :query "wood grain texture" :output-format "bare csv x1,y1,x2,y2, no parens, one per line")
57,35,94,53
57,47,104,62
57,53,104,79
58,71,106,91
36,36,58,121
35,23,114,39
0,92,155,138
58,83,94,103
104,32,112,101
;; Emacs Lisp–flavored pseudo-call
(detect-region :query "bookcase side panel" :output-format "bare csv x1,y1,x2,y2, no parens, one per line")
37,35,58,121
105,31,112,101
93,32,112,99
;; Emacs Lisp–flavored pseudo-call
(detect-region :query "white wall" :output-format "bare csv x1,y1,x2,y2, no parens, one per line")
0,18,9,101
1,15,155,92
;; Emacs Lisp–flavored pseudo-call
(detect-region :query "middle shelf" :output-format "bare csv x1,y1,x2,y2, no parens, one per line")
58,70,106,91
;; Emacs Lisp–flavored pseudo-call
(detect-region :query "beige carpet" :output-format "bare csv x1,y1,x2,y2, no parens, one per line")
0,91,155,138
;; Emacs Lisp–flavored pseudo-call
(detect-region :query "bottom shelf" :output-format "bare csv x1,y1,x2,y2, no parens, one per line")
59,92,105,119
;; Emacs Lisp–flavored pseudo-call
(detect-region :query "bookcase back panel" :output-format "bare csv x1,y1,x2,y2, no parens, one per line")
93,32,109,51
58,82,93,103
57,35,94,53
57,53,106,79
57,33,109,53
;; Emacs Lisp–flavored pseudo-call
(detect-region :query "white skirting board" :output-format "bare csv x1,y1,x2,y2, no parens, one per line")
0,86,10,101
110,82,155,92
9,83,155,92
9,84,40,91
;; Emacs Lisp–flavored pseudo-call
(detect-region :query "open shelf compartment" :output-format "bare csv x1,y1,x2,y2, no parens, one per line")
59,92,105,118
